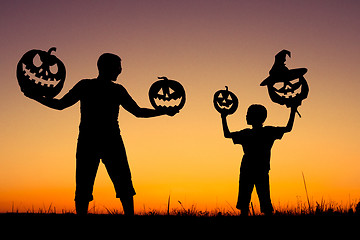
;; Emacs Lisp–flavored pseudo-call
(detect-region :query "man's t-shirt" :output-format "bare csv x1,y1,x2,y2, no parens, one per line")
66,78,136,134
231,126,285,172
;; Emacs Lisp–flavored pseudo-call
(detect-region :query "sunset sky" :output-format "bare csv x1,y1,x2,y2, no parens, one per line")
1,0,360,213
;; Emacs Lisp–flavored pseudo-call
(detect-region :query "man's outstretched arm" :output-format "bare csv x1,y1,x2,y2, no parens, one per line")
120,88,177,118
24,82,81,110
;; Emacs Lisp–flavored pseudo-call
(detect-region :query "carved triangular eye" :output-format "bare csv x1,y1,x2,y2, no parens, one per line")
218,93,223,98
289,78,300,85
33,54,42,67
227,95,232,100
157,88,164,95
274,82,283,90
49,64,58,74
169,87,175,95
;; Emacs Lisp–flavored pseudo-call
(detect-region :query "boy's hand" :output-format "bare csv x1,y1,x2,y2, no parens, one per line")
290,104,298,112
221,112,229,118
290,104,301,118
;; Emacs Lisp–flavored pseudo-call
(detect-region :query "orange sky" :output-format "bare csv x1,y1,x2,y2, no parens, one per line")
1,0,360,213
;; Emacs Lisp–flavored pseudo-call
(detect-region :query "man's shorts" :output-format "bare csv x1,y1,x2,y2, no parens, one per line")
74,130,136,202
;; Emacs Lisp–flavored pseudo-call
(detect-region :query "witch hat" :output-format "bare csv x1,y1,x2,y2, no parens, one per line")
260,49,307,86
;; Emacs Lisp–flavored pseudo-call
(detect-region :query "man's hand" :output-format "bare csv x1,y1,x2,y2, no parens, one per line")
153,107,179,117
23,91,41,101
166,108,179,116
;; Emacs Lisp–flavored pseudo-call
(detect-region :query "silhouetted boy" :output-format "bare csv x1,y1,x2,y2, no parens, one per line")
25,53,176,215
221,104,297,215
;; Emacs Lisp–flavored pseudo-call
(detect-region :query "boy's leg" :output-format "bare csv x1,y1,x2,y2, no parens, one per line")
236,172,254,216
255,172,274,215
75,200,89,215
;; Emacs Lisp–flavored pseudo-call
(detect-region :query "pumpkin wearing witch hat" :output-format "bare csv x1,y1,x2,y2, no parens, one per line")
260,49,309,117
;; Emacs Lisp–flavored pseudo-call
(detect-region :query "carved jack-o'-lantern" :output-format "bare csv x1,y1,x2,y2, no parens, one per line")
17,47,66,98
261,50,309,108
267,75,309,108
213,86,238,115
149,76,186,112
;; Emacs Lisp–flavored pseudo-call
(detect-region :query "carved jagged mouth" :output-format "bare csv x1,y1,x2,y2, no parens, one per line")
154,97,182,107
22,64,60,87
216,101,233,110
275,86,302,99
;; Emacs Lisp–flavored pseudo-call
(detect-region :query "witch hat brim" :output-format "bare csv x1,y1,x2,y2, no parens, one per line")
260,68,307,86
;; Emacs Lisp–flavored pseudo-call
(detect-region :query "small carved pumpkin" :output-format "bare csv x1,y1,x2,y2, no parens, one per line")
213,86,238,115
149,76,186,112
17,47,66,98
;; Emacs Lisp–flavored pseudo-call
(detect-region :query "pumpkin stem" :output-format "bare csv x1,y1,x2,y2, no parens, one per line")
225,86,228,91
158,76,169,81
48,47,57,54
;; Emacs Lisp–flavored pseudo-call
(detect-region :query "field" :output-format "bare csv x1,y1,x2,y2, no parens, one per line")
1,213,359,238
2,201,359,236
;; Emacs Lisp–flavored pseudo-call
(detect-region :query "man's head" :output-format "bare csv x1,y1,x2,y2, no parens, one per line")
246,104,267,127
97,53,122,81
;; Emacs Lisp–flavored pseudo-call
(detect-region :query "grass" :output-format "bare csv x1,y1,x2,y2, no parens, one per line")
5,198,360,217
2,200,359,236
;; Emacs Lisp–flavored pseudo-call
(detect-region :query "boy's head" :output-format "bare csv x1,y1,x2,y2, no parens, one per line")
246,104,267,127
97,53,122,81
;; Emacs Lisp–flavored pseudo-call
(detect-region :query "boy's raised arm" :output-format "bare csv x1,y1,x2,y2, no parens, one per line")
221,113,232,138
284,106,298,133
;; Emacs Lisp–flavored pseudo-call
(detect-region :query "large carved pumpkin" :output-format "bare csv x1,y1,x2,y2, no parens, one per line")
266,75,309,108
261,49,308,108
149,76,186,112
17,47,66,98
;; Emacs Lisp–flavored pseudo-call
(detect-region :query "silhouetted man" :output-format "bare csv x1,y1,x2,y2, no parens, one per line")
221,104,297,215
26,53,176,215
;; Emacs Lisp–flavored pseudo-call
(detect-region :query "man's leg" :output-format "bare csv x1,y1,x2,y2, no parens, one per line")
120,196,134,216
75,136,100,215
104,161,136,215
102,134,136,216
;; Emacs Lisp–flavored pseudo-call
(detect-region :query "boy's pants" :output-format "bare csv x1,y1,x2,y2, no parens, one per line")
236,171,273,214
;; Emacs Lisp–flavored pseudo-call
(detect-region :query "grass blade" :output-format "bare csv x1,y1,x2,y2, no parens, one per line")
167,194,171,216
302,171,311,214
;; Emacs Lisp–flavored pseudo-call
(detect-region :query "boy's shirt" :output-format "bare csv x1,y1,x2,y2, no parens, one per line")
231,126,285,172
